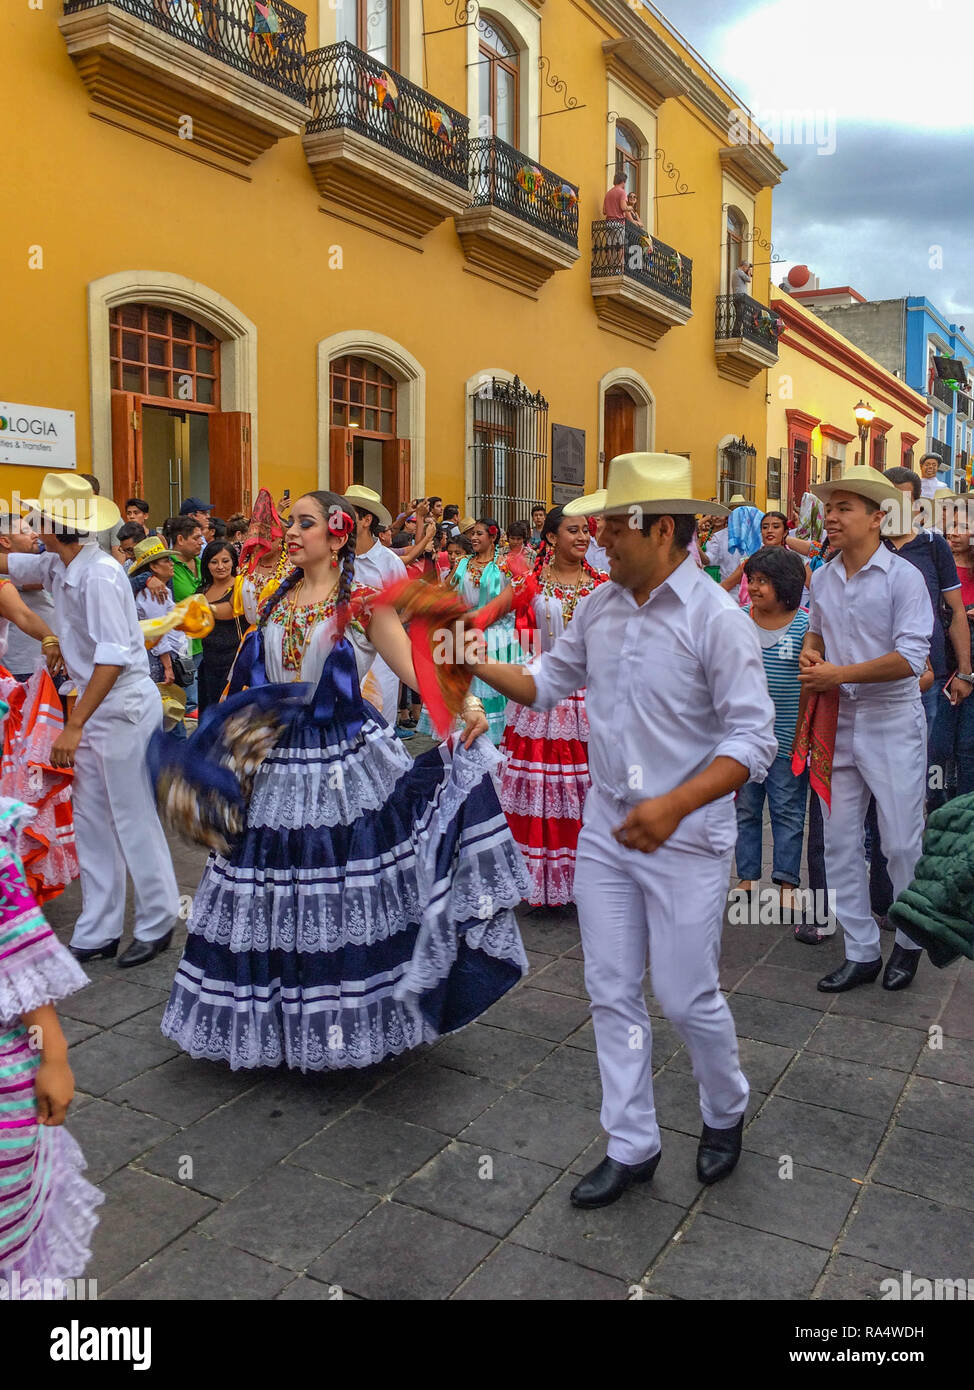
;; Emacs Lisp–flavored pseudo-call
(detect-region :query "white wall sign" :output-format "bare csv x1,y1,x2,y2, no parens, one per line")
0,402,76,469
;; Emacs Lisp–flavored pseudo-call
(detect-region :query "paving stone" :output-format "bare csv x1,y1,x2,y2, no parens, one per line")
461,1090,603,1169
816,1254,901,1300
110,1002,181,1053
58,978,169,1028
915,1035,974,1088
734,964,832,1008
62,1016,99,1047
66,1030,173,1098
480,987,591,1043
719,963,750,992
744,1096,886,1180
103,1231,292,1301
530,956,589,999
200,1165,376,1269
668,1036,795,1096
112,943,185,993
806,1014,922,1072
288,1109,447,1193
67,1099,176,1184
510,1172,684,1280
70,1091,95,1114
841,1184,974,1278
727,994,823,1048
395,1140,559,1237
141,1075,349,1198
648,1214,828,1300
700,1150,858,1250
275,1276,360,1301
307,1201,495,1300
515,917,581,957
830,983,945,1031
939,985,974,1041
564,1018,598,1052
520,1041,603,1110
719,925,792,968
109,1053,258,1126
775,1053,907,1122
873,1124,974,1213
453,1242,629,1300
430,1023,554,1085
362,1062,503,1134
567,1127,704,1209
896,1074,974,1140
649,1067,766,1138
89,1168,216,1291
764,934,852,975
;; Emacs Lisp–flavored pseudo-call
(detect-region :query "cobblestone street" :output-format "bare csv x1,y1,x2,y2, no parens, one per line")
44,736,974,1301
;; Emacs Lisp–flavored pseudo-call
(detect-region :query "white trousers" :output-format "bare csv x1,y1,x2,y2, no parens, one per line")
822,696,926,963
574,787,749,1164
70,678,179,950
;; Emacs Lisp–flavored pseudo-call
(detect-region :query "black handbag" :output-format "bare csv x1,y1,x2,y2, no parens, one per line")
169,652,197,688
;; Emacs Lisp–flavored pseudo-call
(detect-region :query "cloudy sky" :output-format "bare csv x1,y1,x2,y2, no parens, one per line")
654,0,974,321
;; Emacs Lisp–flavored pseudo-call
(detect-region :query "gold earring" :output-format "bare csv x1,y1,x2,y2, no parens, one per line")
331,552,339,568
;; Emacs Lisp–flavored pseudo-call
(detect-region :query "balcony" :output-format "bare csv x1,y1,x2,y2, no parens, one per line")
59,0,310,166
930,376,954,409
304,42,471,244
928,437,952,467
454,137,580,297
590,220,692,348
956,392,970,419
714,292,780,385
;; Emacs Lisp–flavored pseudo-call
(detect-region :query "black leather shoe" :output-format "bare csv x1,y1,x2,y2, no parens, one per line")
817,957,882,993
696,1117,744,1185
69,939,119,963
117,930,173,970
882,944,922,992
569,1152,661,1209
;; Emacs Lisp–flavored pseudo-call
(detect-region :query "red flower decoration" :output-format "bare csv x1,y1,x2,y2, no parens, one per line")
327,508,355,537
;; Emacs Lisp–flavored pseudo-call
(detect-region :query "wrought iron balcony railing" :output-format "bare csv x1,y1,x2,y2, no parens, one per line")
467,137,579,249
590,219,692,308
956,393,970,419
62,0,307,102
928,437,952,466
305,42,469,189
715,292,780,354
931,375,954,407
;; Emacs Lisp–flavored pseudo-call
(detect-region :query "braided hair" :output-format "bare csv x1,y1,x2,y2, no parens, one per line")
534,505,601,583
257,490,356,629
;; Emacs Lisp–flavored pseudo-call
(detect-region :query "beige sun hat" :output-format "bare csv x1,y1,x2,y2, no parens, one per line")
457,515,477,535
341,485,392,530
127,535,178,577
564,454,728,518
727,493,749,508
810,464,904,507
561,488,606,516
22,472,120,534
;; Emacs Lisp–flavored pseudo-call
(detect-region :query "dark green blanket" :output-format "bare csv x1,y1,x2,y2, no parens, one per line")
888,792,974,968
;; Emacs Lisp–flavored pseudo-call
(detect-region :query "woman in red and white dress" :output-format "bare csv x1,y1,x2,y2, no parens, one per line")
500,507,609,907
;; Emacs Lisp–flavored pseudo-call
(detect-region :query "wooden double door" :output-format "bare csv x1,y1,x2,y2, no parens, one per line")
329,427,410,512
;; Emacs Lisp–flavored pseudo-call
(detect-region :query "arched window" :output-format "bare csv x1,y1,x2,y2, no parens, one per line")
614,122,641,211
725,206,747,291
331,355,397,435
478,15,519,146
336,0,397,66
110,304,220,407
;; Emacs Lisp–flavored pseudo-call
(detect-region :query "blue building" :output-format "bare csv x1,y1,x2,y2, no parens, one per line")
789,288,973,493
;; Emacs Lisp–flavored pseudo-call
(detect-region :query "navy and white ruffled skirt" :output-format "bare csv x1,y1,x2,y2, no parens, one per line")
161,679,530,1071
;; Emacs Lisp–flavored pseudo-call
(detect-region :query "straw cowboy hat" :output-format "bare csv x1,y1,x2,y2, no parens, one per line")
127,535,178,577
22,472,120,534
157,682,187,733
810,464,904,508
457,515,477,535
564,454,728,519
563,489,607,515
727,493,749,508
341,485,392,530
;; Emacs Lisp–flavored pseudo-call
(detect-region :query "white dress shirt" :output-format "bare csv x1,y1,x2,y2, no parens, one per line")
3,581,56,676
703,527,740,581
806,543,931,704
7,545,151,692
920,476,940,500
528,554,777,810
354,537,407,591
586,538,609,573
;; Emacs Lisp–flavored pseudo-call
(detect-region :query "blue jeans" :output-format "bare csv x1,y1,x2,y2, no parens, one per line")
928,688,974,809
735,757,809,886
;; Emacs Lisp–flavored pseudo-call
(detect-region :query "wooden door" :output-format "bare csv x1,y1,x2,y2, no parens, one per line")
381,438,410,517
111,392,143,502
604,389,635,469
208,411,252,517
329,427,355,494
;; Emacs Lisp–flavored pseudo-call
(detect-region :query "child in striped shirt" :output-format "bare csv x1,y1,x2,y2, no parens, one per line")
734,546,810,915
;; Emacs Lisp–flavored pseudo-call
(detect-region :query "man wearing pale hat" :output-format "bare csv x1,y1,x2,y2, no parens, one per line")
0,474,179,968
344,485,407,722
798,466,933,994
467,454,777,1204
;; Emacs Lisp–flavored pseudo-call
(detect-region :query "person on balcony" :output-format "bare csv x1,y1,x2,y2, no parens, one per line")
731,260,753,335
603,171,628,268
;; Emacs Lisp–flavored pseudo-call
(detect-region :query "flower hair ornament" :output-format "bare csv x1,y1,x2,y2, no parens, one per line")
328,507,356,538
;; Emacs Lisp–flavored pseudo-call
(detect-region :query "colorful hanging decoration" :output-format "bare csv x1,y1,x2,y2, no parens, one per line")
251,2,280,53
516,165,543,201
549,182,577,213
369,69,400,113
426,105,454,144
190,1,204,22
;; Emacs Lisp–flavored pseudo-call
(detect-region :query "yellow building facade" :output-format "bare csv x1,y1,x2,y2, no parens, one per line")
768,287,930,511
4,0,787,525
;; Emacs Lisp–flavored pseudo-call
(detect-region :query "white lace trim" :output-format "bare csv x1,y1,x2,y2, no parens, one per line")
0,946,89,1025
499,769,589,820
503,693,589,741
247,718,412,829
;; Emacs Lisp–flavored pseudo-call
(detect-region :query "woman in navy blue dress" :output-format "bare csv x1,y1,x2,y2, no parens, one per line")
154,491,528,1071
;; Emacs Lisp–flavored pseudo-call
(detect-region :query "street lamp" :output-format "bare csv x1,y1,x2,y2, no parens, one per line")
854,400,875,467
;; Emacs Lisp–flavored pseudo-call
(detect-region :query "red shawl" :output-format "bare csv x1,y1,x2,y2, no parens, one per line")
792,688,839,810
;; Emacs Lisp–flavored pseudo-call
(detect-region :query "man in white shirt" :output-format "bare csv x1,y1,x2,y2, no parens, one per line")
0,474,179,968
343,486,407,723
798,467,932,995
469,454,777,1205
0,511,56,681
